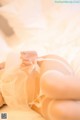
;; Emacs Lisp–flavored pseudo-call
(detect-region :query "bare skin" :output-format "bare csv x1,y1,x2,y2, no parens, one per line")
21,52,80,120
0,62,5,107
30,53,80,120
0,51,80,120
40,71,80,120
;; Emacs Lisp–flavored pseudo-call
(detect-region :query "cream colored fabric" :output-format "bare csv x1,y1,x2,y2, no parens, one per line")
0,1,80,120
0,52,45,120
0,106,45,120
1,67,29,109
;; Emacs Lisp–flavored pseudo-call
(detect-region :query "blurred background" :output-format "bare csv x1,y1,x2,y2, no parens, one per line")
0,0,80,62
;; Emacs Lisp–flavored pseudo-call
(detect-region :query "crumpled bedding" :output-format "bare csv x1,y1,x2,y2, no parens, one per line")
0,105,45,120
0,1,80,120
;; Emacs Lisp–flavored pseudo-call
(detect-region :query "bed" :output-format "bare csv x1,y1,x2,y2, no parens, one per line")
0,0,80,120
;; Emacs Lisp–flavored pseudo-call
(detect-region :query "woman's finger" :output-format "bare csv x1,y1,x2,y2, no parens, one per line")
40,70,80,99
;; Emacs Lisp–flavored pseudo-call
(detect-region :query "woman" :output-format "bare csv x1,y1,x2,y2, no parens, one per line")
0,51,80,120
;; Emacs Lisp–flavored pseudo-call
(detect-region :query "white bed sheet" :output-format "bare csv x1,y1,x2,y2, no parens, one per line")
0,1,80,120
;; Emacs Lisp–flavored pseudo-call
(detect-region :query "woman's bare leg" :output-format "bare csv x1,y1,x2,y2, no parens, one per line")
48,100,80,120
34,70,80,120
32,96,80,120
40,70,80,100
